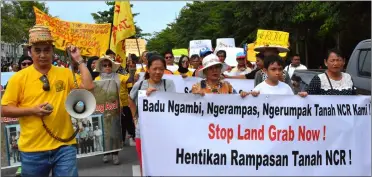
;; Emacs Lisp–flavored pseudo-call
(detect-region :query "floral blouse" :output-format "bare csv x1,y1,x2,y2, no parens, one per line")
191,79,237,94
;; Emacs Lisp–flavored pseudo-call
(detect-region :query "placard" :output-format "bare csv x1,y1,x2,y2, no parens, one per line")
139,92,371,176
125,39,146,56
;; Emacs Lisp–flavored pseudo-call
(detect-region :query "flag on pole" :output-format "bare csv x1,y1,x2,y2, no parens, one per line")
110,1,136,68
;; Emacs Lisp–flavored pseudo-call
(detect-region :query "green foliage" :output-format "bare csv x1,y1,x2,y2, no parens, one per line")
1,1,49,44
146,1,371,67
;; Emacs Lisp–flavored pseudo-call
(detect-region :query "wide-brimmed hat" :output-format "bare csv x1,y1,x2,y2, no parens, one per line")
197,54,228,78
95,55,121,72
28,25,55,46
254,44,289,53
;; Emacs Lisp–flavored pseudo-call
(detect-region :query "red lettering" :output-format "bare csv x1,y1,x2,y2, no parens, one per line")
208,123,233,144
237,125,265,140
95,104,104,113
268,125,294,141
298,126,320,141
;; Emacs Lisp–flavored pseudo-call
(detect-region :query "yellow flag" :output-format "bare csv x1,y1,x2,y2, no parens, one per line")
110,1,136,68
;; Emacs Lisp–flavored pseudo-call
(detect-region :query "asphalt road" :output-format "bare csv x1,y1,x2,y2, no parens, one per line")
1,146,140,176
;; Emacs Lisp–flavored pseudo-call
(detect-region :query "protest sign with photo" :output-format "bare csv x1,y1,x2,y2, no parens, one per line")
138,92,371,176
33,7,111,57
0,80,123,168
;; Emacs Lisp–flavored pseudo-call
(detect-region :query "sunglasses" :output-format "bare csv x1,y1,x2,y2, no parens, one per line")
165,57,173,59
39,75,50,91
103,64,112,68
21,62,32,66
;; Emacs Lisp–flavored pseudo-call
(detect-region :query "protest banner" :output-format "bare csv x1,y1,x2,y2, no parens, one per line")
124,39,146,57
255,29,290,47
138,92,371,176
0,80,123,168
33,7,111,57
138,73,254,93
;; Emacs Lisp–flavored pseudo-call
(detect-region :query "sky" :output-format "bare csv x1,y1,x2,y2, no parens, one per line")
45,1,188,37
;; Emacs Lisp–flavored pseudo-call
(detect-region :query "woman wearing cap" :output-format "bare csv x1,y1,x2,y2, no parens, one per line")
94,56,131,165
129,54,176,175
192,54,249,97
174,55,193,78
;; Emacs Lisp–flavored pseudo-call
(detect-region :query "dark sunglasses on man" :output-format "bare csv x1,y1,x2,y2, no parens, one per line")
39,75,50,91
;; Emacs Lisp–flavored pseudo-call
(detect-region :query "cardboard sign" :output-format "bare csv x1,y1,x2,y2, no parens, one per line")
216,38,235,49
255,29,289,47
125,39,146,56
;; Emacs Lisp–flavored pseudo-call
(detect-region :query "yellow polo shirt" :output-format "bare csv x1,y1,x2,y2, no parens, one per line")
1,65,81,152
95,74,129,107
173,70,193,77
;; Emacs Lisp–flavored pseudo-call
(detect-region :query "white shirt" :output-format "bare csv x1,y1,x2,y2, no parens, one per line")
226,67,252,76
94,129,102,136
285,64,307,78
253,81,294,95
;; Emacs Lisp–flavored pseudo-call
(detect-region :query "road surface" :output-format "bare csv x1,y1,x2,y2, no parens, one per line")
1,146,140,176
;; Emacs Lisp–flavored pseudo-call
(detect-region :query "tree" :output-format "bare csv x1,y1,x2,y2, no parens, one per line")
1,1,49,44
91,1,150,38
146,1,370,68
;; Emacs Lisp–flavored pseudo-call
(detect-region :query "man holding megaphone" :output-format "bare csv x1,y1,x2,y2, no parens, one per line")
1,25,94,177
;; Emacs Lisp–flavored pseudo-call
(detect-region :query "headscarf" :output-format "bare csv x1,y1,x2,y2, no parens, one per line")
18,55,33,70
87,56,99,80
177,55,189,74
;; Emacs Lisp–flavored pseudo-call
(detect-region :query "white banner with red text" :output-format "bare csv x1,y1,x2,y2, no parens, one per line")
138,72,254,93
138,92,371,176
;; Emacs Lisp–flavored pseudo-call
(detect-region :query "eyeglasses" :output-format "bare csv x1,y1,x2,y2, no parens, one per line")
165,57,173,59
21,62,32,66
39,75,50,91
103,64,112,68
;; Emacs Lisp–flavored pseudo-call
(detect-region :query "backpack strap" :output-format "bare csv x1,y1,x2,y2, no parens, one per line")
138,80,144,90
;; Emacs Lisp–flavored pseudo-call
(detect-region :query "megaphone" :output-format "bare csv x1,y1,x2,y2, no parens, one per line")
65,89,96,119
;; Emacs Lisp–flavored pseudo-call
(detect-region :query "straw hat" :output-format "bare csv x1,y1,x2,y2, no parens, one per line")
197,54,228,78
95,55,121,72
28,25,55,46
254,44,290,53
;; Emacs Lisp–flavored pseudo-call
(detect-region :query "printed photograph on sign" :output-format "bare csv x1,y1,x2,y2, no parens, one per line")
4,124,21,167
92,80,123,153
72,115,105,157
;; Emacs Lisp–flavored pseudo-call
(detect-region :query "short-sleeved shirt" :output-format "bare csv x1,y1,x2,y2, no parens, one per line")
253,81,294,95
1,65,81,152
173,70,193,77
95,74,129,107
130,79,176,138
306,72,356,95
